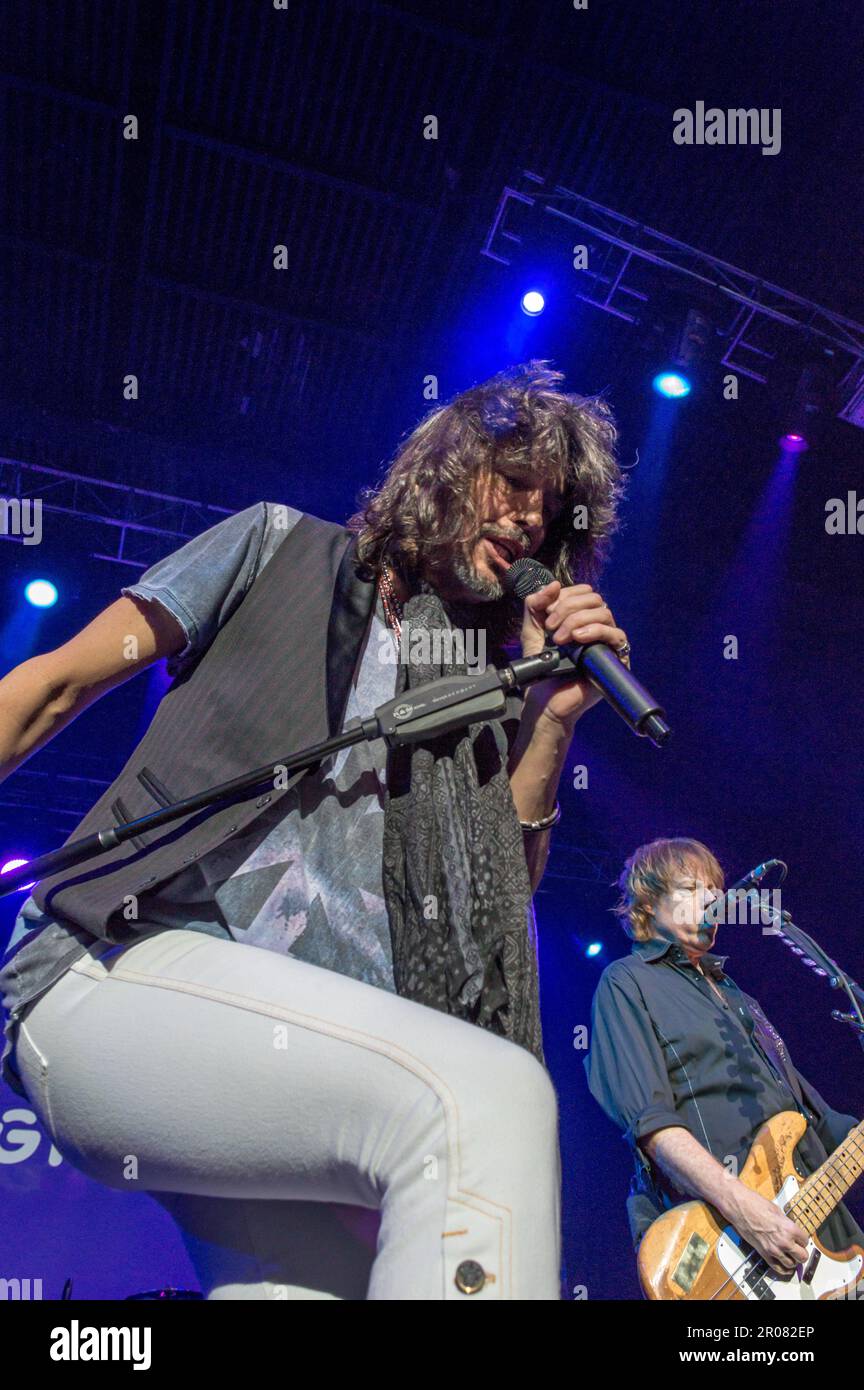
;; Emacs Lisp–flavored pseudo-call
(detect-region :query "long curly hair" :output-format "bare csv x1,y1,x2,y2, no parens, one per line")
347,360,624,645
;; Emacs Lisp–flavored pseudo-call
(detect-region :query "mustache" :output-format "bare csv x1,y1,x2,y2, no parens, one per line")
479,527,530,556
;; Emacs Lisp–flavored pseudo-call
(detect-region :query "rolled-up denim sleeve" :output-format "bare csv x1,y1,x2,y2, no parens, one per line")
584,967,689,1148
120,501,301,678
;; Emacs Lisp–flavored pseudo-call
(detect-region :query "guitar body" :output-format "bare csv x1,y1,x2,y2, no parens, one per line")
638,1111,864,1301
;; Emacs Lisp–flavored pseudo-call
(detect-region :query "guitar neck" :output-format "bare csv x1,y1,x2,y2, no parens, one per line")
785,1119,864,1235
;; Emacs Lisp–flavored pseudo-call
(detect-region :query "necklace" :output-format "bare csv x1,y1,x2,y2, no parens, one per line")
378,561,404,643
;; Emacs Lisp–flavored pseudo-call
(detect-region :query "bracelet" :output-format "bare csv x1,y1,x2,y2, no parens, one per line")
519,800,561,833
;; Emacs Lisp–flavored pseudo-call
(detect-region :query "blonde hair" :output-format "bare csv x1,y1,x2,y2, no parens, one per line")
613,838,725,942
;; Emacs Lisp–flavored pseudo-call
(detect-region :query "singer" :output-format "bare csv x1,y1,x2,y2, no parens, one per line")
585,837,864,1281
0,361,628,1300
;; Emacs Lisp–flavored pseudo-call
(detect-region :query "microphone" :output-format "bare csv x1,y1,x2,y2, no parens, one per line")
700,859,785,928
502,557,671,746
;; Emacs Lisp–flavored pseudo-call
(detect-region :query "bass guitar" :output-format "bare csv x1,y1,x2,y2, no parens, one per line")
638,1111,864,1300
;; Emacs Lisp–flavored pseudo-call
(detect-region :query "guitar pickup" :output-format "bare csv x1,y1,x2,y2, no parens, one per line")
801,1248,821,1284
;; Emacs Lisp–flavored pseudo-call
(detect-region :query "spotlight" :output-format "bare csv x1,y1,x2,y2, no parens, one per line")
586,942,603,958
521,290,545,317
650,305,710,399
0,858,35,891
779,432,808,453
652,372,691,399
777,359,833,452
24,579,58,608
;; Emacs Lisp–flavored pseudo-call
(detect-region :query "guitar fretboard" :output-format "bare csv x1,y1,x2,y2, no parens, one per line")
786,1119,864,1235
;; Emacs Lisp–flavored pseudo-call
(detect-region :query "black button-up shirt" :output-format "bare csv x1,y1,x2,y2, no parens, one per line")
585,936,863,1252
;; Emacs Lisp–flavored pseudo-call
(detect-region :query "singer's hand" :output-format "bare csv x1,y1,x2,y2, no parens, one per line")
520,580,630,726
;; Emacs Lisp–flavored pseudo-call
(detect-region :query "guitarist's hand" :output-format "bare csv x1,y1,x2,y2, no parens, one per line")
730,1186,810,1276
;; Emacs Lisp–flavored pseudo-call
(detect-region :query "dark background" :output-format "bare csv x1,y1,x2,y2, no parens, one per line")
1,0,862,1299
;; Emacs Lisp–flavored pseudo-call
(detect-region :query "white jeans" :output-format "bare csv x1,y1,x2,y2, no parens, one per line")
13,928,562,1299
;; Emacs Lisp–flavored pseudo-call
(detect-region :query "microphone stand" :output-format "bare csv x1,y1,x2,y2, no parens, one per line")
763,902,864,1056
0,646,668,899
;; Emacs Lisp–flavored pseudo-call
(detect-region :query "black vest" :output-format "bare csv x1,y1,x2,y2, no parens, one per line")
30,512,377,941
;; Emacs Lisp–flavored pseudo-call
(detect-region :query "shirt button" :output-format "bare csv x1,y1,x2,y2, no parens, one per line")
454,1260,486,1295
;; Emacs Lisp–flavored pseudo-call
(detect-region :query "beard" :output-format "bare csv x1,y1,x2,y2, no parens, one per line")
449,543,503,601
416,534,523,654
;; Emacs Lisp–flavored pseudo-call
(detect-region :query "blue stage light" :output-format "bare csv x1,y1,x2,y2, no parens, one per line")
24,579,58,608
652,372,691,399
521,290,545,316
586,942,603,958
0,858,35,891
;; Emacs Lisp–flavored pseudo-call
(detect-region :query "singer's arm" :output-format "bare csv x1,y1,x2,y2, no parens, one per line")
508,578,630,893
507,691,578,891
0,596,185,784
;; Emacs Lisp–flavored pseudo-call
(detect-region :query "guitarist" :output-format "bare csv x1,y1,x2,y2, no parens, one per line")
585,836,864,1280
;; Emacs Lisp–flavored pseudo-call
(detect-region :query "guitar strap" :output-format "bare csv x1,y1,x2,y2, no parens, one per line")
739,991,810,1115
668,955,812,1118
626,1143,676,1250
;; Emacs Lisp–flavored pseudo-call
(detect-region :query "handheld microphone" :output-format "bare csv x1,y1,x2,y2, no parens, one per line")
502,557,671,746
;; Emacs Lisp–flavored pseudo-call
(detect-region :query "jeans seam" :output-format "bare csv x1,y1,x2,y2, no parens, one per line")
17,1017,58,1138
71,959,472,1191
57,955,527,1292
